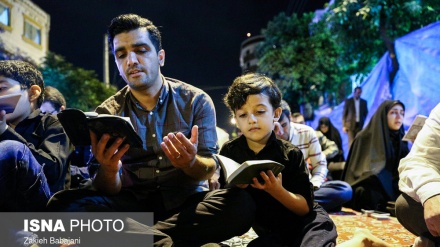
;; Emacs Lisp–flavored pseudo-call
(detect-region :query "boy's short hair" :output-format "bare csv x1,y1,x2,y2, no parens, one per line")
224,73,282,115
0,60,45,107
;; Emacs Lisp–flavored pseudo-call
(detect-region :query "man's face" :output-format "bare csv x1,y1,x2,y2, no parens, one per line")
113,28,165,92
40,101,58,114
0,76,32,124
291,115,305,125
354,88,362,100
275,114,291,141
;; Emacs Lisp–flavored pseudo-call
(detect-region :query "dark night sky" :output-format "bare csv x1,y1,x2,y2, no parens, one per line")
31,0,327,133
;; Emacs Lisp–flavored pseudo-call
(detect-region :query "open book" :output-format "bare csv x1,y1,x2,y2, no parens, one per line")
215,154,285,187
402,115,428,142
57,108,142,149
0,93,21,114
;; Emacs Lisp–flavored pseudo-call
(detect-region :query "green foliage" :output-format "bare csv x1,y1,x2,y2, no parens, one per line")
40,52,117,111
256,0,440,111
328,0,440,80
256,12,349,109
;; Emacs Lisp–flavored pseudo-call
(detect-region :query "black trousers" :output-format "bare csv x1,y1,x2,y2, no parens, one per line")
47,187,256,246
248,204,337,247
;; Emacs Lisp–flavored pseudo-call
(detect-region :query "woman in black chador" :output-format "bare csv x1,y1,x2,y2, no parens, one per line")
342,100,409,211
317,117,345,163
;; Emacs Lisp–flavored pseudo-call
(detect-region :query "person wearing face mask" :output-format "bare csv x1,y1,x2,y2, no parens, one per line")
0,60,72,211
342,100,409,212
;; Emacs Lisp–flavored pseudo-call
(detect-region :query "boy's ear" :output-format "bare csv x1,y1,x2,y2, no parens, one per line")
28,85,42,103
273,107,282,122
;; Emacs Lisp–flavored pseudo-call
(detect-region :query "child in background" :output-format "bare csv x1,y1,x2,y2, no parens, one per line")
220,73,337,246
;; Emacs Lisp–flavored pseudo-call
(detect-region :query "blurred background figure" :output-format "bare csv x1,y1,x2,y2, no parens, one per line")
342,86,368,149
342,100,408,212
276,101,352,212
40,85,92,189
317,117,345,164
40,86,66,114
291,112,306,125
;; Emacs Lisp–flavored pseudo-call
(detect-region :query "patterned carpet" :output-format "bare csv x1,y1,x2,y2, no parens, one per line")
329,208,416,246
221,208,416,246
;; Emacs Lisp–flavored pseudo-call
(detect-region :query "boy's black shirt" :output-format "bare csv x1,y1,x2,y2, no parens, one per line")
0,109,72,192
220,132,314,228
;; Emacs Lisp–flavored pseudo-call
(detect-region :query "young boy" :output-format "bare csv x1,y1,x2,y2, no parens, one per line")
221,73,337,246
0,60,72,211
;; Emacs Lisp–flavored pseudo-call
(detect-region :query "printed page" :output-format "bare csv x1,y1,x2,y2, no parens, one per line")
402,115,428,142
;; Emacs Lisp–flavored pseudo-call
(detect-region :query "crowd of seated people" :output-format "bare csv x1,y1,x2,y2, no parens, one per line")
2,12,431,247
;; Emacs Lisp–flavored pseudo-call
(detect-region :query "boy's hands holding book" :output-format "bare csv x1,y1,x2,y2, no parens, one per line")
250,170,284,195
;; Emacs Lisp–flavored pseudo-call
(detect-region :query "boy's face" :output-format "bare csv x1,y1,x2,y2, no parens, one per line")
234,94,280,148
0,76,32,124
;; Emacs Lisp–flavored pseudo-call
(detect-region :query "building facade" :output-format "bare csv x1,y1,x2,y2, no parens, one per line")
239,35,264,74
0,0,50,65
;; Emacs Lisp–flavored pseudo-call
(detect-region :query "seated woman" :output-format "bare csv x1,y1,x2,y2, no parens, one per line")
317,117,345,163
342,100,409,212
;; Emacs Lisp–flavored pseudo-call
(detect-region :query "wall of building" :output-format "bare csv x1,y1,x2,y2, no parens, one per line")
0,0,50,64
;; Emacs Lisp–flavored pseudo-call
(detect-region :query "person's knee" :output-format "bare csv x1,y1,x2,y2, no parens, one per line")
209,188,256,225
0,140,29,169
395,193,421,220
224,188,256,213
0,140,43,187
395,194,408,219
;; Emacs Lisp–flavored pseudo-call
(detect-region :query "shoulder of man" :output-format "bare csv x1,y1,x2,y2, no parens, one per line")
292,122,315,134
165,77,208,95
95,86,131,114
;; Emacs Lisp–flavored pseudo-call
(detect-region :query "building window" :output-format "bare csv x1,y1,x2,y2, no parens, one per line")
0,1,12,30
23,15,42,47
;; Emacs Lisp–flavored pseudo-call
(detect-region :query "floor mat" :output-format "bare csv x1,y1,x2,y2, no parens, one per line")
222,207,416,246
329,208,416,246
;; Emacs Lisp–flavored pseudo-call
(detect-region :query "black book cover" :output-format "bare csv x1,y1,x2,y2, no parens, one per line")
57,108,142,149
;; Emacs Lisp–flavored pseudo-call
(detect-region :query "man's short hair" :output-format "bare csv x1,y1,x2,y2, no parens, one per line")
279,100,291,122
107,13,162,54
